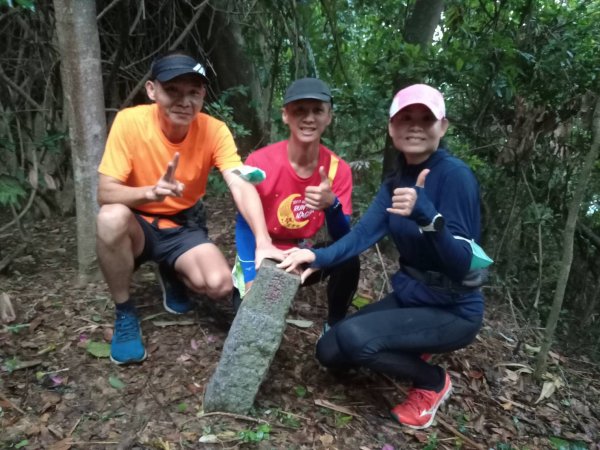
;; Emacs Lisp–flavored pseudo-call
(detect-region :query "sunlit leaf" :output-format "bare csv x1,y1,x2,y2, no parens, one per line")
295,385,307,398
108,375,125,389
352,294,371,309
86,341,110,358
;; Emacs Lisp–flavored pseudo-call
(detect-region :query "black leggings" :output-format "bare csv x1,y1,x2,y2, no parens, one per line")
304,255,360,326
316,293,482,390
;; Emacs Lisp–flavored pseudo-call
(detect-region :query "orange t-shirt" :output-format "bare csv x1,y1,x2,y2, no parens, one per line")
98,104,242,221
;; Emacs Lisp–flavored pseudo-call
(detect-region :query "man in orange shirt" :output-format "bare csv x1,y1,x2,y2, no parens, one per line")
97,51,282,365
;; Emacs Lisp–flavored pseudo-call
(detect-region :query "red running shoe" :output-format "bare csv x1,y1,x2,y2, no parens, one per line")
390,372,452,429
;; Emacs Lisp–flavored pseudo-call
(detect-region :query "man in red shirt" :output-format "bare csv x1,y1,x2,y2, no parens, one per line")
234,78,360,332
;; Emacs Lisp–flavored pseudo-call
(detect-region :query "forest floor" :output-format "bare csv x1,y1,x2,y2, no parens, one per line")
1,195,599,450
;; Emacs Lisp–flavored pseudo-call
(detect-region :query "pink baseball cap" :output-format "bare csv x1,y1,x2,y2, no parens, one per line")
389,84,446,120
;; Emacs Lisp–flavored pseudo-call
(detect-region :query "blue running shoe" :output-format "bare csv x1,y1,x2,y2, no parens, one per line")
110,310,147,365
157,265,194,314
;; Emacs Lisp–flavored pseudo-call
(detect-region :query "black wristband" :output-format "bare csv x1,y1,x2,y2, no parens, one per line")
327,197,342,212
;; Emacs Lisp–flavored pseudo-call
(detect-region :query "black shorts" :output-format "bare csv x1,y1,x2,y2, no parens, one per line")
134,215,212,269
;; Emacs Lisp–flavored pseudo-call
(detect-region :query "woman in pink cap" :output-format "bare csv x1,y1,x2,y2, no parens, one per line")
278,84,490,429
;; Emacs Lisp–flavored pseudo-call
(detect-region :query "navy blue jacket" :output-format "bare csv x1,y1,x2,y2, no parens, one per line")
312,149,484,317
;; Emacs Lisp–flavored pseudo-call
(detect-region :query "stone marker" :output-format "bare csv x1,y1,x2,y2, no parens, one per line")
203,259,300,413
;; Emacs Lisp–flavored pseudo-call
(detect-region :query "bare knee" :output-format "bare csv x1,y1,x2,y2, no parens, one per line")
96,204,135,245
189,269,232,299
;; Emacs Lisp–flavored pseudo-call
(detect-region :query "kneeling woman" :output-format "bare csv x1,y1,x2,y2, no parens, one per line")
278,84,490,429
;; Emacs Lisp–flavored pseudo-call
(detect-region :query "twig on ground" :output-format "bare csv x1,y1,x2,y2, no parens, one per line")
374,243,391,294
68,415,83,436
195,411,269,425
0,391,26,415
314,399,360,417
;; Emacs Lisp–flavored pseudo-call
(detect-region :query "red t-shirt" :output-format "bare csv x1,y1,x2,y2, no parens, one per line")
246,141,352,249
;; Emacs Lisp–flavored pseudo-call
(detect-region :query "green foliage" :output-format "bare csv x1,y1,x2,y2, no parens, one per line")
108,375,125,390
549,436,588,450
38,131,67,154
334,413,353,427
5,324,29,334
0,0,34,10
205,86,251,140
1,357,20,373
294,385,307,397
273,409,301,428
177,402,188,413
238,423,271,443
206,170,229,198
423,432,438,450
0,175,26,208
86,341,111,359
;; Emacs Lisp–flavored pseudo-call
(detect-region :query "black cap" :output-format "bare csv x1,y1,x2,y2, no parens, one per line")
151,54,209,83
283,78,332,106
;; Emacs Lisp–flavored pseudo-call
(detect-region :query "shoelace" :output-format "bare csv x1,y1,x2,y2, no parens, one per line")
114,312,140,343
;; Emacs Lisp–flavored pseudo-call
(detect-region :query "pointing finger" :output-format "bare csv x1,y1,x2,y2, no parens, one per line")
164,152,180,182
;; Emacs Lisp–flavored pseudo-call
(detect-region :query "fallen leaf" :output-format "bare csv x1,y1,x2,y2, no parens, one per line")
177,353,192,363
468,370,484,379
44,173,57,191
108,375,125,390
319,434,334,446
86,341,110,358
199,435,219,443
0,292,16,323
352,294,371,309
536,380,557,404
286,318,314,328
103,327,113,342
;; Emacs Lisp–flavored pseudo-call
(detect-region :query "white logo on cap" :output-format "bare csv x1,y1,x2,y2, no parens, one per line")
193,63,206,76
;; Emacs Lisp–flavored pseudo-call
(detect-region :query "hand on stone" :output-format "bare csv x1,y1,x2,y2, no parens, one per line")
255,242,286,270
277,248,317,283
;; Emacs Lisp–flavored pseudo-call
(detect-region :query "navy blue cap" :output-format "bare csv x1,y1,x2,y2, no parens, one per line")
151,54,208,83
283,78,332,105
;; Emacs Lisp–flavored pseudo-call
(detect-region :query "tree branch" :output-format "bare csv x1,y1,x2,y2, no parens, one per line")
577,221,600,249
121,0,210,108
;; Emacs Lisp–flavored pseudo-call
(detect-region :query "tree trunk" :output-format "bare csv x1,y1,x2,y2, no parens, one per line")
534,95,600,378
53,0,106,281
381,0,445,178
200,6,268,154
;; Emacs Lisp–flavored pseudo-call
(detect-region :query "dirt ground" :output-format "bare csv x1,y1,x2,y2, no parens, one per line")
1,196,599,450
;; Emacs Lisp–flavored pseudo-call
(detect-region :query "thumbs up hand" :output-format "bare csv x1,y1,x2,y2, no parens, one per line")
305,166,335,210
386,169,438,225
415,168,429,189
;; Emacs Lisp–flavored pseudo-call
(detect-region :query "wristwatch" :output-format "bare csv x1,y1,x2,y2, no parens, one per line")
420,213,445,232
